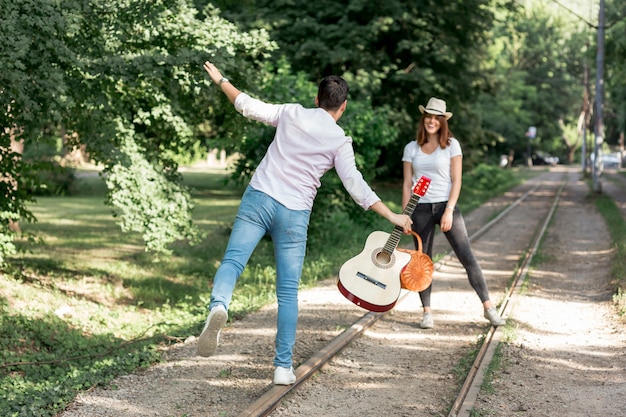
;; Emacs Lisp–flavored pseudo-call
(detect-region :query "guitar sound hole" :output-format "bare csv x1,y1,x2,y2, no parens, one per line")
375,251,391,266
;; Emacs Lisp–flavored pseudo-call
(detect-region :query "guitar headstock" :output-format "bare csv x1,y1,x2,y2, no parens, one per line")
413,176,431,197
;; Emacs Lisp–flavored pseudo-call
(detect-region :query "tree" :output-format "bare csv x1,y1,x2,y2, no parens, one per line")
1,0,77,262
603,0,626,150
0,0,276,260
475,0,588,164
204,0,502,175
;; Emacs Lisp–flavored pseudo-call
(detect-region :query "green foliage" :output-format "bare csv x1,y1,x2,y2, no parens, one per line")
104,128,199,254
3,0,625,262
604,0,626,143
4,0,623,261
592,179,626,316
63,0,277,254
0,145,38,265
21,138,77,196
477,1,589,163
0,0,78,262
0,302,161,417
0,0,278,256
0,0,72,131
217,0,499,174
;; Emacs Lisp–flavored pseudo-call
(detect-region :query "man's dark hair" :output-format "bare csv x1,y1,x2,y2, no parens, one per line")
317,75,349,111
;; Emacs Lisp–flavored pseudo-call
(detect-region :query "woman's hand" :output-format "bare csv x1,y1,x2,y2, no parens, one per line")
440,208,453,232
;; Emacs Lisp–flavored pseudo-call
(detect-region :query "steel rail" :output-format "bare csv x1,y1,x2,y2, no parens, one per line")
237,311,384,417
448,174,567,417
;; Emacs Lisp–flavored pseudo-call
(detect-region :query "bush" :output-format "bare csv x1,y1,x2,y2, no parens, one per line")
30,162,76,196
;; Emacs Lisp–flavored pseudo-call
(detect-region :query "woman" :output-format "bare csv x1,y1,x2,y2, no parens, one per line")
402,97,505,329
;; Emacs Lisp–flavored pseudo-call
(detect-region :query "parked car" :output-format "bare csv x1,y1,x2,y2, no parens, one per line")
603,153,621,169
531,151,559,166
590,152,622,169
511,150,560,167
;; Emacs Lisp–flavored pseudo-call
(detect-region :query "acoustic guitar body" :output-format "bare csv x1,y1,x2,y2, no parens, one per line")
337,231,411,312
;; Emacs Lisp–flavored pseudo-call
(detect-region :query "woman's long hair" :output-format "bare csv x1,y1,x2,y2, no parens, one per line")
416,114,453,148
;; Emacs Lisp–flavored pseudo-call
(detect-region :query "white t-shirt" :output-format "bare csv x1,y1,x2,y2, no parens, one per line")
401,138,462,203
234,93,380,211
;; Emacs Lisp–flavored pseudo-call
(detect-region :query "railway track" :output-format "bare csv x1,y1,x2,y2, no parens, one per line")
59,166,625,417
236,169,569,417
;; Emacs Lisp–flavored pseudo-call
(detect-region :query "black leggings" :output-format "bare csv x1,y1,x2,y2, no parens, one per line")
410,202,491,308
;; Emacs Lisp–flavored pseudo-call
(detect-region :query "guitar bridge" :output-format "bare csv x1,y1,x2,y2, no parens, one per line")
356,272,387,289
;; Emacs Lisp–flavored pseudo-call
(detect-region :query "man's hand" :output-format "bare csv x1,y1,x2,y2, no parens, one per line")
369,201,412,234
393,213,413,234
203,61,224,85
203,61,240,104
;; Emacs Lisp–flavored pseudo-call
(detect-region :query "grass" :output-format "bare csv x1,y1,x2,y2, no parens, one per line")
1,164,530,416
591,177,626,316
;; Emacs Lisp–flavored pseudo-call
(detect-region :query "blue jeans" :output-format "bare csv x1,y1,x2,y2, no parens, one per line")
210,186,310,368
410,202,490,307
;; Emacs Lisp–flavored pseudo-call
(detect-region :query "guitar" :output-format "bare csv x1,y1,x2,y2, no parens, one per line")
337,176,431,312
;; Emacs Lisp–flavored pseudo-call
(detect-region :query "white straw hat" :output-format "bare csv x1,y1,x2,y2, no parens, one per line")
418,97,452,120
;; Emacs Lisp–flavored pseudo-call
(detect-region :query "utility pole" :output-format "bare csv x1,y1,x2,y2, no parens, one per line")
592,0,605,192
526,126,537,167
582,59,589,173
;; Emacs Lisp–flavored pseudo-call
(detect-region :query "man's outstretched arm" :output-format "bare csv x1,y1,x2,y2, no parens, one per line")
203,61,241,104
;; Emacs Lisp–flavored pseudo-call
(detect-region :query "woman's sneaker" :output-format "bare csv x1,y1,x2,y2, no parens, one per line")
197,305,228,357
420,312,434,329
273,366,296,385
484,307,506,326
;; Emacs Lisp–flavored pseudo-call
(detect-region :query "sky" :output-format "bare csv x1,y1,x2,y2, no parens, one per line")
519,0,600,25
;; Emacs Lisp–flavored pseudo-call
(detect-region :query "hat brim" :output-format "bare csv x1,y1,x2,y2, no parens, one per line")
419,104,452,120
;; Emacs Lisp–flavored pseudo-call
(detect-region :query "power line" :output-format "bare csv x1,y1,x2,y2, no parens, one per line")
549,0,597,28
548,0,626,29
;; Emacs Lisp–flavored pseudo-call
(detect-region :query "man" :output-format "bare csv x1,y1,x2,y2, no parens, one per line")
198,61,412,385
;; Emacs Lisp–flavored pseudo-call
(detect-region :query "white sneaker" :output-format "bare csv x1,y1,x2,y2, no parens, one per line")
484,307,506,326
273,366,296,385
197,305,228,357
420,312,434,329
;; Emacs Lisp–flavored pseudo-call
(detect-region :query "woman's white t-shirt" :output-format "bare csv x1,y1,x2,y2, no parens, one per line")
402,138,462,203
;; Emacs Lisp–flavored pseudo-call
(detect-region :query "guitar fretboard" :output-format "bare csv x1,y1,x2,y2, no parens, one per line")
382,192,421,255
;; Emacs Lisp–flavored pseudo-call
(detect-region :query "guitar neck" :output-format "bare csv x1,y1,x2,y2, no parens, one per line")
383,192,421,254
403,192,421,217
